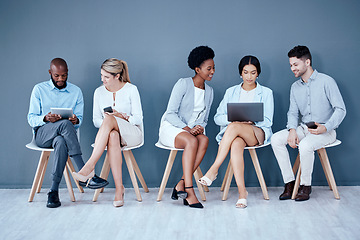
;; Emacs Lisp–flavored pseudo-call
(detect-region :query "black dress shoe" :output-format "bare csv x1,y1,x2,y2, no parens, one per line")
79,175,109,189
279,180,295,200
295,185,312,201
47,190,61,208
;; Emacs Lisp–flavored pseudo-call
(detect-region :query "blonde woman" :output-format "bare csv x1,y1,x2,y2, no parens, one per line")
73,58,143,207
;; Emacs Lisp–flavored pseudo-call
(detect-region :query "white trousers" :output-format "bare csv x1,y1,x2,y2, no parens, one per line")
271,124,336,186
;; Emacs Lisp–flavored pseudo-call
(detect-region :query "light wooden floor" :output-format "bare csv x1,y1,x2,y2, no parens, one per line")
1,186,360,240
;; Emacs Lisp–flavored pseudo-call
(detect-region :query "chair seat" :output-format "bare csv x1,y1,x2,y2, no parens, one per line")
26,139,54,152
292,139,341,200
26,131,83,203
155,142,183,151
244,142,271,150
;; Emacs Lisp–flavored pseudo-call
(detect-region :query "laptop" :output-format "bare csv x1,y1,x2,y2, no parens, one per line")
227,103,264,122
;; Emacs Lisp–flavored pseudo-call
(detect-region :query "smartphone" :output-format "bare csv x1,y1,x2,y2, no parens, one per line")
103,106,113,113
305,121,317,129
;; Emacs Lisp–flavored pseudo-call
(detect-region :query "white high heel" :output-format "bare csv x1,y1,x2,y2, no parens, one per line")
113,186,125,207
236,191,248,208
198,174,217,186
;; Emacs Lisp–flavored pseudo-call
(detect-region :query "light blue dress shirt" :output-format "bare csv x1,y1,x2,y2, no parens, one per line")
214,82,274,144
27,79,84,129
286,70,346,131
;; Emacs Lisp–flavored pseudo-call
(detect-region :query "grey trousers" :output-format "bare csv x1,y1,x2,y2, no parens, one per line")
35,120,83,183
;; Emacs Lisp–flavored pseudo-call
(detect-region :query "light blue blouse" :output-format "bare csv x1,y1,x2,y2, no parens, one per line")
214,82,274,144
162,77,214,129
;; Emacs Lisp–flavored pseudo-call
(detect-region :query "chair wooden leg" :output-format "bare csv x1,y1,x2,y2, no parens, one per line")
29,151,50,202
93,155,111,202
123,150,142,202
249,149,269,200
222,162,233,201
195,167,209,192
129,150,149,193
221,161,231,192
157,150,177,201
63,163,76,202
193,167,206,201
36,151,50,193
292,154,300,175
317,148,340,199
66,159,84,193
196,167,209,192
291,160,301,199
317,149,332,190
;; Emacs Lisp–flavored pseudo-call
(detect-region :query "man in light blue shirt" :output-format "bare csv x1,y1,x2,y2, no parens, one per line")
28,58,108,208
271,46,346,201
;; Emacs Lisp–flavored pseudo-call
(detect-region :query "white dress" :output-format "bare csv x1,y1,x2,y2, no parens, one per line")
159,86,205,148
93,83,143,147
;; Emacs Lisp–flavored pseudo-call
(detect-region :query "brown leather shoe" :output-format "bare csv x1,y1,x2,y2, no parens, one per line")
279,180,295,200
295,185,312,201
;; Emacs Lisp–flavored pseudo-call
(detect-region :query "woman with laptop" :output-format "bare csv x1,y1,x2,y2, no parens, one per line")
73,58,143,207
158,46,215,208
199,55,274,208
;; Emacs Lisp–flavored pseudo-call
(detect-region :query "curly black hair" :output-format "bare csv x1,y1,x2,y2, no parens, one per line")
288,45,312,66
187,46,215,70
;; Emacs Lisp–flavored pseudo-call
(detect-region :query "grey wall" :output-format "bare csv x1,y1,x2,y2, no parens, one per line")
1,0,359,189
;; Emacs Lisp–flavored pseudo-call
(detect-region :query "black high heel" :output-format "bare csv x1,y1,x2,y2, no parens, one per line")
171,179,187,200
183,186,204,209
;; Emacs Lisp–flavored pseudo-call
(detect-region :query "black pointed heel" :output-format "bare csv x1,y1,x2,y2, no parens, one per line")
183,186,204,209
171,179,187,200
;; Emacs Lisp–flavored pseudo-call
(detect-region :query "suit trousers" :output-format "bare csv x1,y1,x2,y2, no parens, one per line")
271,124,336,186
35,120,82,183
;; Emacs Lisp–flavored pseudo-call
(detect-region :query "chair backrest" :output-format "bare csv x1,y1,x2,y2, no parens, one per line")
26,128,80,152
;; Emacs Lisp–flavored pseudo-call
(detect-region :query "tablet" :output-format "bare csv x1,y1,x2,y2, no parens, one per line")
227,103,264,122
50,108,73,119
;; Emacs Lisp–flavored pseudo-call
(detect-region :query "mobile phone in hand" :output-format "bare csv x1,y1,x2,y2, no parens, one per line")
103,106,113,113
306,121,317,129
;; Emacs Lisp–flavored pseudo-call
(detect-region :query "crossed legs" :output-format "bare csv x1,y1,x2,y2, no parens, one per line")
174,132,209,205
201,122,259,201
78,115,124,201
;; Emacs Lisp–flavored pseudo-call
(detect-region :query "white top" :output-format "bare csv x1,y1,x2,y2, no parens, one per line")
93,83,143,128
187,87,205,128
239,87,256,102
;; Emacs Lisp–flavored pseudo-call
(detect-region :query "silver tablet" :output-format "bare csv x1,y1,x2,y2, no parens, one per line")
50,108,73,119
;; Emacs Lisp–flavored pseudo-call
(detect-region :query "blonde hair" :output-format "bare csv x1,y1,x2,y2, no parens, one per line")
101,58,131,83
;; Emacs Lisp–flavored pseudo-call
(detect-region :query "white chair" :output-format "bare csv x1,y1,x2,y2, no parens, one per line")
220,142,271,201
26,130,83,202
291,139,342,200
155,141,209,202
92,123,149,202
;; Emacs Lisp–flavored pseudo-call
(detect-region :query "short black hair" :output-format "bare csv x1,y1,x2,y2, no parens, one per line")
238,55,261,76
288,45,312,66
188,46,215,70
